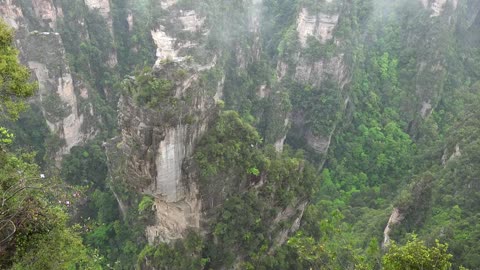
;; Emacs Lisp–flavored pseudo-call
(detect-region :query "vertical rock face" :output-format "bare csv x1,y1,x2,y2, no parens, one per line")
0,0,24,29
107,8,219,241
293,2,347,87
84,0,117,66
297,8,339,46
84,0,111,19
159,0,178,10
281,1,350,156
107,54,220,242
24,33,96,163
151,29,177,64
294,54,349,88
383,208,404,248
149,4,208,66
83,0,117,67
420,0,458,17
151,127,188,202
408,0,466,127
0,1,99,163
179,10,205,32
31,0,62,29
274,118,289,152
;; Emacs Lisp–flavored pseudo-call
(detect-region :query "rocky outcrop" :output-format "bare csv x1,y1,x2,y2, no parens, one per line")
160,0,178,10
293,1,346,87
274,116,290,152
294,54,349,88
383,208,404,248
410,0,464,127
297,8,339,47
84,0,111,20
31,0,62,29
25,32,96,163
420,0,458,17
0,2,98,163
0,0,24,29
107,59,221,242
271,201,309,250
282,3,350,157
150,5,209,67
84,0,117,67
179,10,205,32
305,129,333,154
441,144,462,166
151,29,178,64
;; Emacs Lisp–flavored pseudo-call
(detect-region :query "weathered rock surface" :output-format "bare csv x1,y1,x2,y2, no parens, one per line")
284,3,349,156
0,2,99,163
297,8,339,46
107,59,220,242
420,0,458,17
383,208,404,248
0,0,24,29
25,33,96,161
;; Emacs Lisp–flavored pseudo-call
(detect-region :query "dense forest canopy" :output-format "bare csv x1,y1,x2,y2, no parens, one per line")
1,0,479,269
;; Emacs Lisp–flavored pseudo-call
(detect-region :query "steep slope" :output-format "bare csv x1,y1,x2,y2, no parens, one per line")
1,0,480,269
0,0,103,163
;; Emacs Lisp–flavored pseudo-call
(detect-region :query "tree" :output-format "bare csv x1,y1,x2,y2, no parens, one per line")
287,232,326,267
0,19,101,269
0,20,36,120
0,20,39,263
382,235,453,270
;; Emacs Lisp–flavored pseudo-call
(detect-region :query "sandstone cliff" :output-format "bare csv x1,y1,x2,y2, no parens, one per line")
0,0,103,163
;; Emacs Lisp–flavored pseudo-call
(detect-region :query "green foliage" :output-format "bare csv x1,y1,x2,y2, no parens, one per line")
0,149,101,268
61,143,108,188
277,26,300,60
90,189,119,224
287,232,325,266
207,192,273,268
57,0,117,91
191,111,321,268
12,210,102,270
199,67,224,95
42,93,72,122
60,142,146,269
195,110,263,179
138,196,154,214
137,231,208,269
382,235,452,270
290,79,343,137
258,90,292,145
304,37,336,60
0,126,14,145
1,104,50,165
85,218,146,268
111,0,159,72
123,68,175,108
262,0,299,59
0,20,99,268
0,20,37,120
247,167,260,176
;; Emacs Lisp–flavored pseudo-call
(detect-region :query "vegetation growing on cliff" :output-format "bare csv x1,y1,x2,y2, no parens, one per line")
3,0,480,269
0,20,101,269
123,68,175,108
139,111,320,269
0,21,36,120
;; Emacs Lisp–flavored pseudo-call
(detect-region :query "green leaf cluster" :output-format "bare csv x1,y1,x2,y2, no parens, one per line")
0,21,37,120
383,235,452,270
